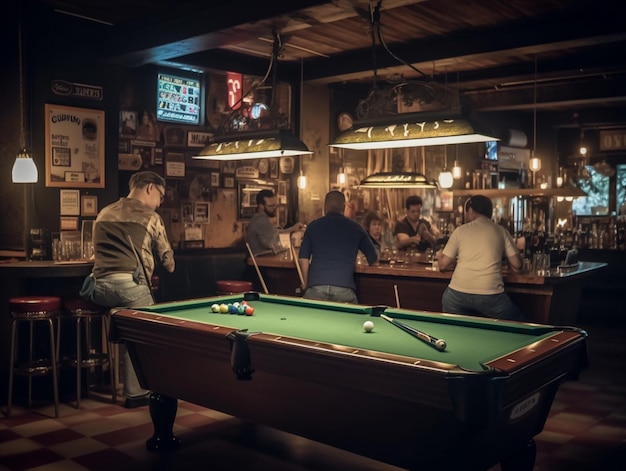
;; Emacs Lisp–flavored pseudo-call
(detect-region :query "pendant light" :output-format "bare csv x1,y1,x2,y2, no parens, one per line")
11,22,38,183
452,145,462,180
437,145,453,189
529,55,541,188
193,31,311,161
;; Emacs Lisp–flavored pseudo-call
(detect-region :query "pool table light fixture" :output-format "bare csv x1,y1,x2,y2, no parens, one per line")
192,129,312,161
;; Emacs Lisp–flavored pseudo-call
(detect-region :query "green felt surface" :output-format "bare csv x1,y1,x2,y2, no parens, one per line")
141,294,560,371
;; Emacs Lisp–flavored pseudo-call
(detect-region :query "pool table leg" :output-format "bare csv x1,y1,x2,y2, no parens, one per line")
146,392,182,451
499,439,536,471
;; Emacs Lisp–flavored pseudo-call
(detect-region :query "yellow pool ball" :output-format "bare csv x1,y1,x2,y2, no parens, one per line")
219,303,229,313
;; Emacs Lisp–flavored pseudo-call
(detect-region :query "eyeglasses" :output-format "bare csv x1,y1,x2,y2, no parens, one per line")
155,185,165,203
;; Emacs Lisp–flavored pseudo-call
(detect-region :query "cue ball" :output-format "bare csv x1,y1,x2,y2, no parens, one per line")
363,321,374,332
211,304,220,313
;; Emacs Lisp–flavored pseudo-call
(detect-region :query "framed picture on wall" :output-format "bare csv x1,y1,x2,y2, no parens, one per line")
45,104,105,188
166,152,186,178
81,195,98,216
181,202,193,223
194,202,210,223
270,158,278,178
120,110,137,138
60,216,79,231
210,172,220,187
59,189,80,215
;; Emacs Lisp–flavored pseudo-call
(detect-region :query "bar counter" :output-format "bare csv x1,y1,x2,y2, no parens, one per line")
247,254,606,326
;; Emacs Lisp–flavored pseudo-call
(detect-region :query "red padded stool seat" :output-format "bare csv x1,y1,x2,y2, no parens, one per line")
217,280,253,294
62,297,116,408
7,296,62,417
10,296,62,317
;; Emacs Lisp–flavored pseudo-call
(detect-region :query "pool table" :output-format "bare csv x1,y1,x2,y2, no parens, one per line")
110,293,588,471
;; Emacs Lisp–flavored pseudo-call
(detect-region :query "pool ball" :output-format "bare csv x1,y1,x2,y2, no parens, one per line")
211,304,220,313
228,304,238,314
237,305,246,315
219,304,229,313
363,320,374,332
233,302,240,308
244,305,254,316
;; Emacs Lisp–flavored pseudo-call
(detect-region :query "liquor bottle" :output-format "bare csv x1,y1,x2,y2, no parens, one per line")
590,224,598,249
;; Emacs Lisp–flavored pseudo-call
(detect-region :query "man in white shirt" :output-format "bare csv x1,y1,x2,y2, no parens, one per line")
437,195,524,321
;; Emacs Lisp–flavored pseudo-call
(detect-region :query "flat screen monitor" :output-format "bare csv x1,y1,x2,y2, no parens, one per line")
485,140,498,161
157,69,204,125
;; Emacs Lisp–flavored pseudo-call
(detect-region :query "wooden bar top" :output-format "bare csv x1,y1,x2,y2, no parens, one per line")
0,259,94,278
248,254,606,286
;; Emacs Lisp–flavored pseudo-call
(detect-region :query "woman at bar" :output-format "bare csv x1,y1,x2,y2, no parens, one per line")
362,211,384,255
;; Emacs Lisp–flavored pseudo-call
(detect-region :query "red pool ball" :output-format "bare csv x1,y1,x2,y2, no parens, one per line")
244,305,254,316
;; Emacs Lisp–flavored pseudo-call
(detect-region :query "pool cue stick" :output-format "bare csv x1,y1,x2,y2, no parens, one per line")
393,284,400,308
380,314,447,351
245,242,269,294
290,243,305,292
127,235,156,303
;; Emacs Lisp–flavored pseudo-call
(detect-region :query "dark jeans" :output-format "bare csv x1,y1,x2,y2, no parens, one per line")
91,273,154,399
442,286,525,321
304,285,358,304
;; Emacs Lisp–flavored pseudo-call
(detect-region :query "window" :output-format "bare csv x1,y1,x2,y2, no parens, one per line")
617,164,626,215
572,165,610,216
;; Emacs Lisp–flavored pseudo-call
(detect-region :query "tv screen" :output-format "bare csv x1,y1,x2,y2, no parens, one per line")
157,69,204,125
485,141,498,161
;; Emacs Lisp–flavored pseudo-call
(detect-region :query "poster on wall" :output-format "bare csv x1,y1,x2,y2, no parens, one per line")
45,104,105,188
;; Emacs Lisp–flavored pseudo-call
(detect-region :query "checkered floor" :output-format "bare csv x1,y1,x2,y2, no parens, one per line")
1,319,625,471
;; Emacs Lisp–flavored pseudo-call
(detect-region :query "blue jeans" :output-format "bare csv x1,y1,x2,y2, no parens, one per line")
91,273,154,399
304,285,358,304
442,287,525,321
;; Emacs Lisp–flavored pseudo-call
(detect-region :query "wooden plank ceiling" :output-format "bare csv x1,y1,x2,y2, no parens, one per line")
25,0,626,128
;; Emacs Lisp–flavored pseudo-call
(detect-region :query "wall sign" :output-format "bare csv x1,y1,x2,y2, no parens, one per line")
599,130,626,151
51,80,103,101
45,104,105,188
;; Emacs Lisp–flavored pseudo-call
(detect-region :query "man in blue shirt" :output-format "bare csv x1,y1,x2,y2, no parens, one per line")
298,191,378,303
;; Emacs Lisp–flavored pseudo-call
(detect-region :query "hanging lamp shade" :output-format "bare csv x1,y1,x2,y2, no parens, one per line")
437,171,453,189
193,129,312,161
12,149,38,184
358,172,439,189
330,115,499,150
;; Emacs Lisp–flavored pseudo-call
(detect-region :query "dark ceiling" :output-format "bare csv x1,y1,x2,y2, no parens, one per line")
25,0,626,129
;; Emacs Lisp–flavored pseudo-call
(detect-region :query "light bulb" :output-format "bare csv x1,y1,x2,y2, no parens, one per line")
452,161,462,180
529,157,542,172
298,172,307,189
337,167,346,185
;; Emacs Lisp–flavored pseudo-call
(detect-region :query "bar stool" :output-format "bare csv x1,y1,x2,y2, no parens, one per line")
62,297,117,408
7,296,62,418
216,280,253,295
